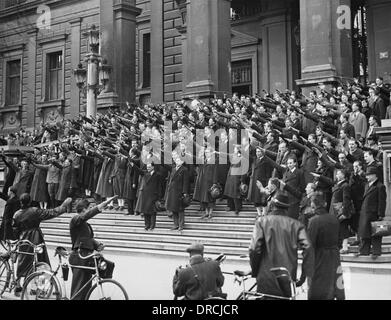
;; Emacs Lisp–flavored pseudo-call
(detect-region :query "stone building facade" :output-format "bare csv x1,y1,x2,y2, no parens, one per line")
0,0,390,132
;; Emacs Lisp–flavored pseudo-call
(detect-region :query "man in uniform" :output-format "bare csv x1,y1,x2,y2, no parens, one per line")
173,243,225,300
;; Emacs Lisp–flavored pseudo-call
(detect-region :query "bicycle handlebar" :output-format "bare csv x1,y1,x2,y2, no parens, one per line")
15,239,45,249
78,249,102,260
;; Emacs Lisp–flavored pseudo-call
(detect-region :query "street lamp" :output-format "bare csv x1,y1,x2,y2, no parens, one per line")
73,24,111,118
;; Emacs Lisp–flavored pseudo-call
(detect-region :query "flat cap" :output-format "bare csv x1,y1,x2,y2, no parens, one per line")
365,166,378,176
186,242,204,254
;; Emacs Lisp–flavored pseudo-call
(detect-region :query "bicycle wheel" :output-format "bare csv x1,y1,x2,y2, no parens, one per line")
21,271,61,300
0,258,11,296
86,279,128,300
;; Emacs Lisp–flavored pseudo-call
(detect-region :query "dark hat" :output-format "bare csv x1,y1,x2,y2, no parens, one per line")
365,166,378,176
186,242,204,254
75,199,90,213
273,192,290,208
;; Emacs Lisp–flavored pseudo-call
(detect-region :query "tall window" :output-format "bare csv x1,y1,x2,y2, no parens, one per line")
6,60,21,106
142,33,151,88
232,59,252,96
47,52,63,100
352,1,368,84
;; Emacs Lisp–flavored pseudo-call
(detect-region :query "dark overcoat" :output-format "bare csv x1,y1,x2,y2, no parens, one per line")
135,169,162,215
0,196,20,241
56,165,74,201
111,155,127,198
224,157,246,199
358,180,387,239
249,211,311,297
14,168,34,198
307,208,345,300
282,168,305,220
30,166,49,202
12,206,67,277
165,165,190,213
123,158,140,200
173,255,225,300
329,180,353,240
247,157,273,205
193,163,218,204
95,157,114,197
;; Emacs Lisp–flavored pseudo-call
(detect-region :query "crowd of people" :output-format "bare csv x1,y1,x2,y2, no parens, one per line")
0,75,390,300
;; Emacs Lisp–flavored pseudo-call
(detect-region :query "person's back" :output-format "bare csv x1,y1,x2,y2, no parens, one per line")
307,195,345,300
173,243,224,300
249,194,310,297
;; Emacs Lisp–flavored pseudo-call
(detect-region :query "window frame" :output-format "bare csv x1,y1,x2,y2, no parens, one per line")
40,43,65,103
138,28,151,90
1,50,23,109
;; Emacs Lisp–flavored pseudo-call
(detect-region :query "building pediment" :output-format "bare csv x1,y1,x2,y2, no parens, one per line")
231,30,259,48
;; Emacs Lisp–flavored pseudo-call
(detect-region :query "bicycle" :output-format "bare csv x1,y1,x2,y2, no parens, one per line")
0,239,50,298
224,267,299,300
21,246,129,300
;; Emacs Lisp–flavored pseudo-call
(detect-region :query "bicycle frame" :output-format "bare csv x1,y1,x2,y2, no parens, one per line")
1,240,45,295
48,254,106,300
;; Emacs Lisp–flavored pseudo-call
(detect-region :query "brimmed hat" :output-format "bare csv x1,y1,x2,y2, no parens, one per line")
186,243,204,254
365,166,378,176
273,192,290,208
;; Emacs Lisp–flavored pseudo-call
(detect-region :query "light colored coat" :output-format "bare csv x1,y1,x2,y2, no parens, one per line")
349,111,367,140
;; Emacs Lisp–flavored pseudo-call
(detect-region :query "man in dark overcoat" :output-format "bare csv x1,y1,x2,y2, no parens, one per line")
307,193,345,300
249,193,312,298
267,155,305,220
357,167,387,258
165,152,190,232
173,243,225,300
134,162,162,230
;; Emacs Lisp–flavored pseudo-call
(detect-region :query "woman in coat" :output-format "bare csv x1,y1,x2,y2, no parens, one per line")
30,153,49,209
12,194,72,294
0,186,20,242
12,160,34,198
193,148,218,219
56,159,76,212
134,162,162,230
95,149,115,205
109,150,127,210
224,146,245,215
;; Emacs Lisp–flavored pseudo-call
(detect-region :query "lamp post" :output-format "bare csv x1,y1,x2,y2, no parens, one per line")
73,25,112,119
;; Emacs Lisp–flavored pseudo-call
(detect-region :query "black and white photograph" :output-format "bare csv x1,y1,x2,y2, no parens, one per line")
0,0,391,310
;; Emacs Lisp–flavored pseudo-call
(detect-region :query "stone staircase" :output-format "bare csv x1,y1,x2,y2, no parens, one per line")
38,200,391,264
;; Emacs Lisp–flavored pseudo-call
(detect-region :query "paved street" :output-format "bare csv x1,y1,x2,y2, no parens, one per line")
2,246,391,300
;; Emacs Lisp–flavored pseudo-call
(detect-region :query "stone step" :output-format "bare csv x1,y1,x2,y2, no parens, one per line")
42,218,254,232
43,235,249,256
105,209,258,218
41,222,253,239
94,213,256,225
41,228,252,248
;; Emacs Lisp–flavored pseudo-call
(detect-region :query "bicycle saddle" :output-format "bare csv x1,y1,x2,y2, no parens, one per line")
233,270,252,277
55,246,69,258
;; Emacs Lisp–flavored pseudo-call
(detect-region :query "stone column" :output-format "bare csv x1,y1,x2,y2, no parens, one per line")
184,0,231,99
26,29,38,129
366,0,391,83
112,0,141,106
150,0,164,103
69,18,81,118
296,0,353,93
